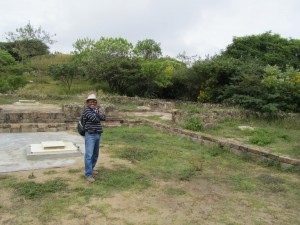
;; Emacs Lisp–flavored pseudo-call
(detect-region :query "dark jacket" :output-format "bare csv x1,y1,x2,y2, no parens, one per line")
82,107,106,133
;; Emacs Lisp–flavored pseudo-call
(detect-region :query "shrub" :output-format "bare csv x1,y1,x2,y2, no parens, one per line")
0,64,32,75
0,49,16,66
183,116,203,131
249,129,273,146
0,75,28,93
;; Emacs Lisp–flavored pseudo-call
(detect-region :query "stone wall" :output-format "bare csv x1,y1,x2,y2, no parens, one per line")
101,96,175,112
0,112,66,124
0,123,67,133
62,103,119,122
172,109,246,129
123,119,300,168
0,103,122,133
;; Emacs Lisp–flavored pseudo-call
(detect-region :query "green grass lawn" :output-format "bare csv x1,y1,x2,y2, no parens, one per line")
0,125,299,224
202,117,300,160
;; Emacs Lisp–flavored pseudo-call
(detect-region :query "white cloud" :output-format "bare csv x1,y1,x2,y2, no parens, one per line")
1,0,299,57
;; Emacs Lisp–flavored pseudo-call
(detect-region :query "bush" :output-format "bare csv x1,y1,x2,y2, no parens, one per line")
0,75,28,93
183,116,203,131
0,49,16,66
0,64,32,75
249,129,273,146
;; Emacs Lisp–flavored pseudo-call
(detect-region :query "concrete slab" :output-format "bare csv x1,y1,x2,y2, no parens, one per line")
27,141,81,159
0,132,85,173
41,141,65,149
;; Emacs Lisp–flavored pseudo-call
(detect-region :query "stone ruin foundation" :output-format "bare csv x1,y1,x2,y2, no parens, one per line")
0,98,299,171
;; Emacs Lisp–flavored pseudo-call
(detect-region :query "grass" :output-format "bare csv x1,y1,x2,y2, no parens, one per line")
11,178,68,200
0,125,299,224
18,75,97,96
112,102,142,111
203,117,300,159
183,116,203,131
164,187,186,196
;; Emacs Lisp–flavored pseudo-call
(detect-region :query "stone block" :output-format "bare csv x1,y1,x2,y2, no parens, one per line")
37,123,48,129
48,128,58,132
20,124,33,132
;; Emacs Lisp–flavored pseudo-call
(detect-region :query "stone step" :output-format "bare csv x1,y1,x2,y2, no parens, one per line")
0,123,67,133
0,112,66,123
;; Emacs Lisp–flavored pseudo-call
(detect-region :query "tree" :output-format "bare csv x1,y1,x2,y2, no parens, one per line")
48,62,78,93
220,62,266,112
260,65,300,112
186,56,242,102
76,37,140,94
0,49,16,66
91,37,133,58
0,75,28,93
133,39,162,60
72,38,95,55
176,51,200,68
5,22,56,63
137,58,184,98
223,31,300,69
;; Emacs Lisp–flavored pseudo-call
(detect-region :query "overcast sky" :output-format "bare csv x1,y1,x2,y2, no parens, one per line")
1,0,299,58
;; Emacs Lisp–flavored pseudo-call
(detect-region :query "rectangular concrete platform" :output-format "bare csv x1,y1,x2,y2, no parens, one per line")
0,132,85,172
27,141,81,159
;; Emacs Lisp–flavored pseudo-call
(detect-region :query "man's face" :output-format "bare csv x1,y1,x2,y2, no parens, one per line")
87,100,97,108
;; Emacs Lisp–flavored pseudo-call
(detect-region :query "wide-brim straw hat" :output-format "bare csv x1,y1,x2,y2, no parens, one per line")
86,94,97,102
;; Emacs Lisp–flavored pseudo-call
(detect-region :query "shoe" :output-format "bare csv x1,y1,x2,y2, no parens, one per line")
92,170,99,175
86,176,95,183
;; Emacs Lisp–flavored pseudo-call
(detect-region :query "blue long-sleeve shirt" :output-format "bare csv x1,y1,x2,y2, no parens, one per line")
82,107,106,133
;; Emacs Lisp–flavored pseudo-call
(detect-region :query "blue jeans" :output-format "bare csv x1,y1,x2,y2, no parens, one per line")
84,132,101,178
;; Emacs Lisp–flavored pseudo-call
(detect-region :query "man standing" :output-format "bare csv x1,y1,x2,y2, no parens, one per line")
82,94,106,182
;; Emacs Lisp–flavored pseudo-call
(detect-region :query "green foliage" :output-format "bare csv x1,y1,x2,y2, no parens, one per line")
13,39,49,61
202,32,300,113
247,128,291,146
230,174,257,192
187,55,242,102
0,75,28,93
260,65,300,112
48,62,79,93
0,64,32,75
92,37,133,57
0,42,20,60
183,116,203,131
164,187,186,196
179,157,203,181
257,174,286,193
114,147,158,163
133,39,162,59
3,39,49,64
96,166,151,191
5,22,56,45
223,31,300,69
12,178,67,200
0,49,16,66
136,58,184,97
43,170,58,175
249,131,273,146
185,105,208,113
220,60,300,113
4,22,55,63
78,166,151,200
76,37,141,95
29,53,72,71
72,37,95,55
207,146,229,157
68,168,81,174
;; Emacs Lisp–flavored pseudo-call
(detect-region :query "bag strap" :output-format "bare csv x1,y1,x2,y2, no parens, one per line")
80,112,85,127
